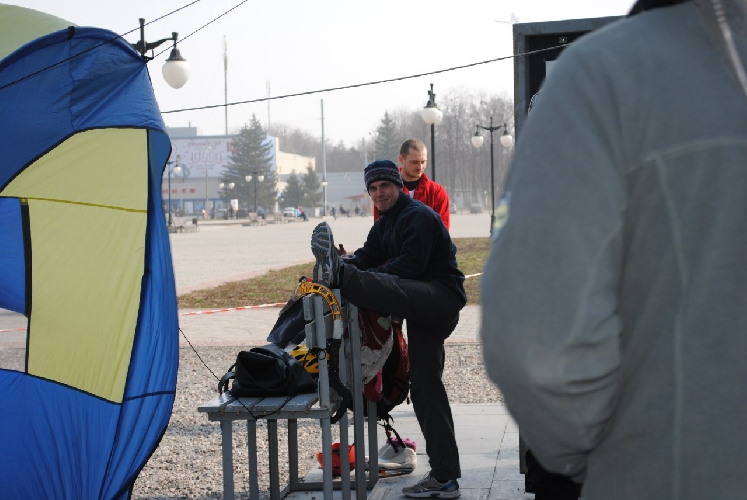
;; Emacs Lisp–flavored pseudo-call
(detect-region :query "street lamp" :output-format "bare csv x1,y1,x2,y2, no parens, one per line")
198,145,212,217
219,181,235,217
166,155,181,226
245,172,265,212
321,180,328,216
421,83,444,182
471,117,514,236
130,18,191,89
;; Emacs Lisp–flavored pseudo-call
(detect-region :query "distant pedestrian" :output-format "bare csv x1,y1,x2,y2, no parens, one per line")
297,206,308,221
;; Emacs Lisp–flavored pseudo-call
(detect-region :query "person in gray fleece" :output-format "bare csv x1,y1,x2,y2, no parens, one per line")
480,0,747,498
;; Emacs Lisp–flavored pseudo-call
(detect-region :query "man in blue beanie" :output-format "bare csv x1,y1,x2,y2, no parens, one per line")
311,159,466,498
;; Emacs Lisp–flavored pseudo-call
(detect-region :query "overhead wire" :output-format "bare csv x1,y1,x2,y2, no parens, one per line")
154,0,251,59
160,44,569,115
0,0,237,93
0,0,568,113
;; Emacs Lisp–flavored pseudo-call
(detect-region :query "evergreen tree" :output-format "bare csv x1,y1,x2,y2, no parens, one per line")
374,111,400,162
300,163,322,208
224,114,277,211
280,171,304,208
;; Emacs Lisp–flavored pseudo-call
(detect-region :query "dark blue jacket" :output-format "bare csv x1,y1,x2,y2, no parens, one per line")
352,192,466,305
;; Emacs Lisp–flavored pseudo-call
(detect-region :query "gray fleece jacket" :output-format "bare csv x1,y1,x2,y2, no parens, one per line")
480,1,747,498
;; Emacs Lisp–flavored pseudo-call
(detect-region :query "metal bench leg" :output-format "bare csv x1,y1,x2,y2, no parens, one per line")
367,400,379,491
339,413,351,500
269,419,281,500
321,416,334,499
288,419,299,492
221,420,235,500
247,420,259,500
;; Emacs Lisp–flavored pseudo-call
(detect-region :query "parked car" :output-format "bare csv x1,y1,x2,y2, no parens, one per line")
283,207,297,218
236,209,248,219
469,203,483,214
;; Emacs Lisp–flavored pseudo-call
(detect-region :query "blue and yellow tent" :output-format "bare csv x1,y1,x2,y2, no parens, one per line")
0,5,179,498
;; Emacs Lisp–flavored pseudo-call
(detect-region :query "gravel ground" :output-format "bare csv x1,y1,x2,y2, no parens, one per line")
0,344,502,500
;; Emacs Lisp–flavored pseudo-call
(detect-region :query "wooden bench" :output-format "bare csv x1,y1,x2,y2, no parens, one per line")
198,290,379,500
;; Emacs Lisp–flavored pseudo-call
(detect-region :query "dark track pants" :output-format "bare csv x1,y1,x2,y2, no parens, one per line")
340,265,463,480
525,449,582,499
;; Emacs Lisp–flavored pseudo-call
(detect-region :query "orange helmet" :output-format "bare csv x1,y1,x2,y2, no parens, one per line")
316,442,355,476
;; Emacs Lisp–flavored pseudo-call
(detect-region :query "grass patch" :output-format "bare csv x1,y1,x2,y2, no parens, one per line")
178,237,490,308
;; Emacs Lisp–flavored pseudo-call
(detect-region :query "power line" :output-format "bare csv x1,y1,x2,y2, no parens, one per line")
154,0,251,59
0,0,243,94
160,44,569,115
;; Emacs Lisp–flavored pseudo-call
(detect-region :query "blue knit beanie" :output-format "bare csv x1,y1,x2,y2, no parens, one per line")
364,160,403,191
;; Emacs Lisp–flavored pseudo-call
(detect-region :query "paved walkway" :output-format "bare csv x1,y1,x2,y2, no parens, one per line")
0,213,532,499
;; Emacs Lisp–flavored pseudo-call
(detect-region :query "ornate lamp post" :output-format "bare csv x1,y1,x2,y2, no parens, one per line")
245,172,265,212
421,83,444,182
130,18,191,89
471,117,514,235
166,155,181,226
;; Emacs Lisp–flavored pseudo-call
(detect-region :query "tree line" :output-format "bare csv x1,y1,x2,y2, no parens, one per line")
269,87,514,209
225,88,514,212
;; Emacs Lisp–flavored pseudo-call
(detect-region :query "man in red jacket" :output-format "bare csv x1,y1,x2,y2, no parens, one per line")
374,138,451,230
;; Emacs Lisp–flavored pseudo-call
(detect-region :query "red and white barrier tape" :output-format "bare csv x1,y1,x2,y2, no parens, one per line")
2,275,483,333
0,327,27,334
179,302,285,317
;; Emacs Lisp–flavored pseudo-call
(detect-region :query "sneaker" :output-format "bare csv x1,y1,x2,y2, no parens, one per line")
402,472,460,498
311,222,341,287
378,437,415,462
378,445,416,473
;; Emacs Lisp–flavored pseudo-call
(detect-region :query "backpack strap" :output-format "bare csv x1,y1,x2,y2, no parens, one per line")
381,416,405,452
217,363,236,394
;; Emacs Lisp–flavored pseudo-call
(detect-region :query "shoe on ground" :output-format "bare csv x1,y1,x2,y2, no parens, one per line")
311,222,341,287
374,436,415,464
402,471,460,498
378,445,416,473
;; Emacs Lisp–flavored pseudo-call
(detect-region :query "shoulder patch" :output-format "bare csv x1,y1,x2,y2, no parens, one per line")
491,191,511,241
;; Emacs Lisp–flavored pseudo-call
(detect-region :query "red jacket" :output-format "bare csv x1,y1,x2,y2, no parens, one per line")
373,172,450,230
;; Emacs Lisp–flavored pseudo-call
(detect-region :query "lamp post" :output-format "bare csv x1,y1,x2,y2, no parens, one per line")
245,172,265,212
421,83,444,182
130,18,191,89
166,155,181,226
321,180,328,216
218,181,235,217
197,145,212,217
471,117,514,235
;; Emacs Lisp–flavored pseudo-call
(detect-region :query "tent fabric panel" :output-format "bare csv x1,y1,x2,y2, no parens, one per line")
123,129,178,398
0,26,162,189
0,372,119,499
3,129,148,211
0,5,73,61
0,198,26,313
101,393,176,498
101,129,179,496
25,200,146,402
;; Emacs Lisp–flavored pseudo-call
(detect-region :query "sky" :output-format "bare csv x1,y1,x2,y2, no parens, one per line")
7,0,635,147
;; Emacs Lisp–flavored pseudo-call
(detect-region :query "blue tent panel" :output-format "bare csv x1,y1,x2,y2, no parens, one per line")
0,198,25,313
